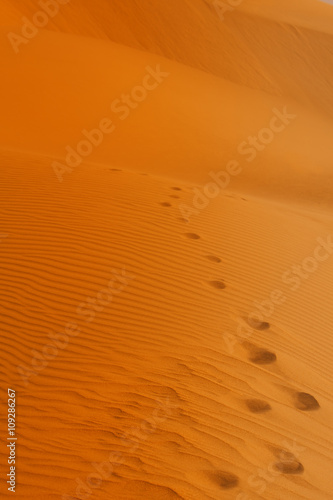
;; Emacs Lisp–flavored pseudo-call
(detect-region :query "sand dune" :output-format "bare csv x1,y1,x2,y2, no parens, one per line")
1,28,333,207
2,0,333,114
1,150,333,499
0,1,333,499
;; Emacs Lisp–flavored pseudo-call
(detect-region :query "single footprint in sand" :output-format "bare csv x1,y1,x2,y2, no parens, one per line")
268,446,304,474
159,202,172,207
184,233,200,239
208,280,226,290
245,399,272,413
245,316,270,331
171,187,182,191
206,255,222,263
249,349,277,365
274,461,304,474
109,168,122,172
216,472,239,489
295,392,320,411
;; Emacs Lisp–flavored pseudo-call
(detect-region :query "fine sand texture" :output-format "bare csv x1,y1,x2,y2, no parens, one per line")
0,1,333,499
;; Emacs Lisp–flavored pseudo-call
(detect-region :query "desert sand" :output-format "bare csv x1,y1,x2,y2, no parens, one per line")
0,1,332,499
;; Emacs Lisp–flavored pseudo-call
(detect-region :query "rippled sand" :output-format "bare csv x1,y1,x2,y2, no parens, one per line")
1,1,333,499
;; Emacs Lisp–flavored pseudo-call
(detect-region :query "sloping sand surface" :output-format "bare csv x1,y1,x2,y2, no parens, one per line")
2,0,333,114
0,1,333,499
1,151,333,499
0,29,332,207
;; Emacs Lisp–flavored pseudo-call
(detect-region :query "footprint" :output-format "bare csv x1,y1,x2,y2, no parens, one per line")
249,349,276,365
178,217,189,223
171,187,182,191
295,392,320,411
245,316,270,331
269,445,304,475
216,472,239,489
109,168,122,172
274,461,304,474
208,280,226,290
245,399,271,413
169,195,180,199
208,471,239,489
185,233,200,239
160,202,172,207
206,255,222,263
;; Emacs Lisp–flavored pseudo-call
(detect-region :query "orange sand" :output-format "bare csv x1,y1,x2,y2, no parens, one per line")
0,1,332,499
